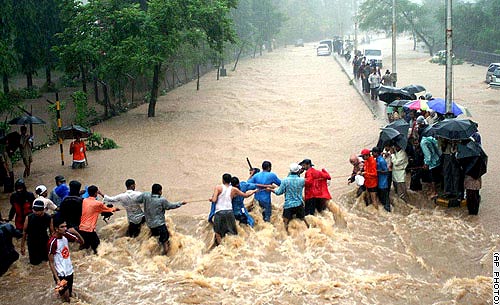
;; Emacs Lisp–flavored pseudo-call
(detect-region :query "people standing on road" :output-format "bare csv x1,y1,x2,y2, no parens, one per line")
368,69,381,101
48,217,84,303
59,180,84,232
420,136,442,200
299,159,331,216
269,163,309,234
372,147,390,212
1,141,14,193
78,185,119,254
352,56,361,79
8,179,35,233
139,183,187,254
34,185,58,215
19,126,33,178
391,145,409,202
382,69,392,86
69,135,87,169
360,149,379,208
247,161,281,222
104,179,145,237
362,63,371,94
0,220,23,276
50,175,69,207
209,174,257,245
21,200,52,265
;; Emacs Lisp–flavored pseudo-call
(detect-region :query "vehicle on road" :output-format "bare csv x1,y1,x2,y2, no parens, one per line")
317,44,331,56
490,67,500,88
319,39,333,53
363,48,383,67
486,63,500,83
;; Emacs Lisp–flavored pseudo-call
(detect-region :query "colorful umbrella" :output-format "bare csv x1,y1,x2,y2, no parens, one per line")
403,99,429,111
427,98,463,116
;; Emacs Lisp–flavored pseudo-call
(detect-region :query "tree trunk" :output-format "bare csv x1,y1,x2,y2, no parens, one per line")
80,64,87,93
196,64,200,91
412,31,417,51
232,44,244,71
2,74,9,94
45,66,53,89
253,44,257,58
148,63,160,117
92,63,99,103
26,72,33,89
138,0,147,10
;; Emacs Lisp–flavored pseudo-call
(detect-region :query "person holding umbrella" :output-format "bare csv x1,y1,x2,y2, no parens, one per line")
19,126,33,178
69,135,87,169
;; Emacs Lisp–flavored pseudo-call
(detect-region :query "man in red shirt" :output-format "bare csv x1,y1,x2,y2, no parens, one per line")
360,149,379,208
78,185,118,254
299,159,332,215
69,135,87,169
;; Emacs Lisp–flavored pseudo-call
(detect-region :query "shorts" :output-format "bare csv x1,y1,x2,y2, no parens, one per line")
367,187,378,193
78,230,100,254
72,161,86,169
128,217,145,238
234,213,249,225
282,205,305,220
213,210,237,237
22,156,32,166
54,273,74,297
305,198,327,215
150,224,170,244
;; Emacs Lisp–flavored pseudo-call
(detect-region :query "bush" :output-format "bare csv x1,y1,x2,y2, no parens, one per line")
59,74,80,88
86,132,118,151
19,87,42,99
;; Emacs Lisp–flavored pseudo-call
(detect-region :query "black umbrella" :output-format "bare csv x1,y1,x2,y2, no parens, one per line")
401,84,426,94
431,119,478,140
388,100,413,107
385,119,410,137
377,127,407,150
55,125,92,139
8,115,46,125
378,86,416,103
457,141,487,179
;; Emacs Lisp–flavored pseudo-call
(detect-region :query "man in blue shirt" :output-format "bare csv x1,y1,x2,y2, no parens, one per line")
372,147,390,212
270,163,309,233
248,161,281,222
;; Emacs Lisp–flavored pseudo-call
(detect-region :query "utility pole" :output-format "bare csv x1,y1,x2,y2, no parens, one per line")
353,0,358,55
391,0,397,86
445,0,453,116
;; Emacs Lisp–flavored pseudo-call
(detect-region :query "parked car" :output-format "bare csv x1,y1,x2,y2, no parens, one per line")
490,67,500,88
316,44,331,56
486,63,500,83
294,39,304,47
319,39,333,52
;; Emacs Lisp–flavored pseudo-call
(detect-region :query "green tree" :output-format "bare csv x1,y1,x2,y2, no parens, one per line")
0,0,18,94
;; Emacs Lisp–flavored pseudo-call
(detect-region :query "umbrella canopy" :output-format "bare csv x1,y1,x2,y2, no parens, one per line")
457,141,487,179
8,115,46,125
456,104,472,117
431,119,478,140
377,127,407,150
385,119,410,137
401,84,426,94
55,125,92,139
388,99,413,107
403,99,429,111
427,98,463,116
378,86,416,103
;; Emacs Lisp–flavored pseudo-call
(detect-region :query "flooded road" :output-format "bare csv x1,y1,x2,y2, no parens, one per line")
0,38,497,304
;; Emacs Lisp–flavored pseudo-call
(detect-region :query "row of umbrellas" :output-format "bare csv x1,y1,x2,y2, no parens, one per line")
1,115,92,143
377,118,487,179
388,98,471,117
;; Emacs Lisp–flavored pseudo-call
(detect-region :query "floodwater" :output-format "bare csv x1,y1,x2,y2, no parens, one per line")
0,38,498,304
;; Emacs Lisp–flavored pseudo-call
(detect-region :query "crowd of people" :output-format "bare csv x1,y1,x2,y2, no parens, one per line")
348,97,484,215
351,55,395,101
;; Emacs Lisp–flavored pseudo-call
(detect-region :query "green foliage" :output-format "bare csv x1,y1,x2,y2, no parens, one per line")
0,90,23,117
86,132,118,151
18,87,41,99
58,74,80,88
72,91,96,128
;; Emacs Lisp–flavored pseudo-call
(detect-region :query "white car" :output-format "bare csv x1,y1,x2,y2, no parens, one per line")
486,63,500,83
317,44,331,56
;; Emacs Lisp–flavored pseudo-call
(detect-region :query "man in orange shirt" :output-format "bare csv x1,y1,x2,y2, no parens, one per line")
78,185,118,254
360,149,379,208
69,135,87,169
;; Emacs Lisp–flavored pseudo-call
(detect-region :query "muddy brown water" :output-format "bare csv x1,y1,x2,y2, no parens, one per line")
0,37,498,304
